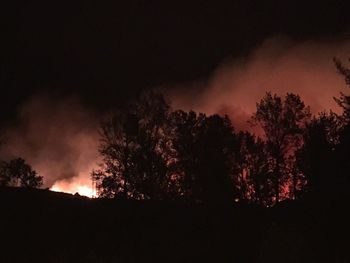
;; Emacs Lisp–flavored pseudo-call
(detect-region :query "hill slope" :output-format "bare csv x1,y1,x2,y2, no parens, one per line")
0,187,349,263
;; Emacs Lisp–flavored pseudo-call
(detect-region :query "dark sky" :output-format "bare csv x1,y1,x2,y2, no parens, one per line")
1,0,350,123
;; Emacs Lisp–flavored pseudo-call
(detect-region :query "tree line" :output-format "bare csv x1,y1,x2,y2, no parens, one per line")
91,59,350,205
1,59,350,206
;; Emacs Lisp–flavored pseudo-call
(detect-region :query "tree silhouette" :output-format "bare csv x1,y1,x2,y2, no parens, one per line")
94,91,240,203
92,90,327,204
0,161,14,186
172,112,237,203
92,111,140,198
235,132,272,205
334,58,350,119
252,92,311,203
169,110,205,199
131,91,176,199
296,112,341,195
333,58,350,192
334,124,350,192
93,91,175,200
0,158,43,188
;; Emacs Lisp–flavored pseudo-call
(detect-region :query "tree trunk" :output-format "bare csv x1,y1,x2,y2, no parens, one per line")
275,158,281,204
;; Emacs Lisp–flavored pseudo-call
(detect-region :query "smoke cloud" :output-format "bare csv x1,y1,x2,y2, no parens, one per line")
0,94,100,190
1,36,350,195
166,36,350,131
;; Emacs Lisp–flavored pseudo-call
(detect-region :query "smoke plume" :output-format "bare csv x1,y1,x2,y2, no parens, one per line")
0,94,100,191
2,36,350,195
166,36,350,131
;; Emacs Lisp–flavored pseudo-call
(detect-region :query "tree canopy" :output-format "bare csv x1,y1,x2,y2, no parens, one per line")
0,158,43,188
87,58,350,205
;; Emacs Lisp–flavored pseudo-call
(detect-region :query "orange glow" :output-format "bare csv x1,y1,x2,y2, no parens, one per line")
167,37,350,133
50,178,95,198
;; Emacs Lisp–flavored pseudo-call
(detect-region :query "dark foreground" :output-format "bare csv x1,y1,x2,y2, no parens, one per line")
0,187,349,263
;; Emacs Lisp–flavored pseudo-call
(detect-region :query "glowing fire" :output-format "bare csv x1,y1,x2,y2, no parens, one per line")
50,179,95,198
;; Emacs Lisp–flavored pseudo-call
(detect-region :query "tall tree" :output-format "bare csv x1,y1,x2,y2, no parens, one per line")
171,111,237,203
296,112,341,195
131,91,175,199
169,110,204,199
235,132,272,205
252,92,311,203
334,58,350,120
92,111,140,198
93,91,175,199
0,161,14,186
333,58,350,191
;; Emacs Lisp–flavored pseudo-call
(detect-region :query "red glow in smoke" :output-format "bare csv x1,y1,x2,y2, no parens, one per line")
2,37,350,197
167,36,350,128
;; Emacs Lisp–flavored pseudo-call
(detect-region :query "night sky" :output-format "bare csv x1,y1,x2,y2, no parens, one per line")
2,1,350,123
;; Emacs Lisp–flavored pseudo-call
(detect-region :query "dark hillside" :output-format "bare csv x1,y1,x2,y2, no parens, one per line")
0,187,349,262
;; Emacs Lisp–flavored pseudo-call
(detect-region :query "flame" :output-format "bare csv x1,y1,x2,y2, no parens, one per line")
50,178,95,198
